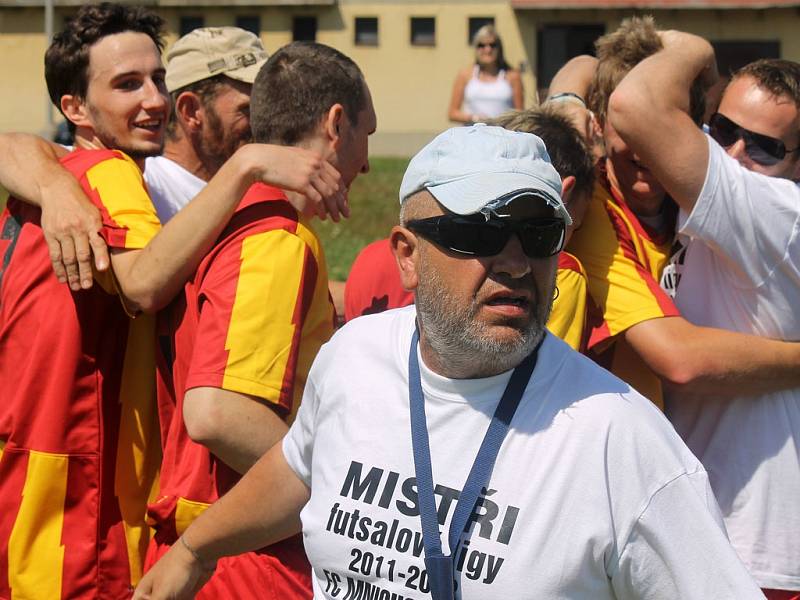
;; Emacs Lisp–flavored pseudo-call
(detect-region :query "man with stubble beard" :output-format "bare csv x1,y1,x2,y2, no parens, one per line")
136,124,760,600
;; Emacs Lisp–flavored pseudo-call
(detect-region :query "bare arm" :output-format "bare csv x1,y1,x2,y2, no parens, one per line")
625,315,800,397
0,133,110,290
183,387,288,474
448,68,475,124
548,54,597,100
111,143,343,313
508,69,524,110
132,442,309,600
608,31,717,213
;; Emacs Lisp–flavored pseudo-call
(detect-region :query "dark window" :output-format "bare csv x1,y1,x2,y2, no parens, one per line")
179,16,205,38
355,17,379,46
293,16,317,42
537,24,604,94
712,40,780,76
468,17,494,45
236,15,261,35
411,17,435,47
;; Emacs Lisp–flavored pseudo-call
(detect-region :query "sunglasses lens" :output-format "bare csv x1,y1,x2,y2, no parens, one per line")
709,113,739,147
748,134,784,166
709,113,785,166
440,219,507,255
519,220,565,257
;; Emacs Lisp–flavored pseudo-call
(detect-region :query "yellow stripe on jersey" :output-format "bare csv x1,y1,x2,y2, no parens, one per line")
85,154,161,249
8,451,68,600
548,262,588,352
222,229,311,401
115,314,161,585
174,497,211,538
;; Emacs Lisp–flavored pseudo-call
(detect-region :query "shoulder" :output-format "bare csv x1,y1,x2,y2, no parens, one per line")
314,306,416,376
456,66,473,82
557,251,585,276
505,69,522,82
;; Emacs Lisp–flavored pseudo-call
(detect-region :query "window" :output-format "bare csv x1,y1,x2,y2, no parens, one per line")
712,40,780,75
468,17,494,45
236,15,261,36
179,16,205,38
410,17,435,47
537,24,604,93
293,16,317,42
355,17,379,46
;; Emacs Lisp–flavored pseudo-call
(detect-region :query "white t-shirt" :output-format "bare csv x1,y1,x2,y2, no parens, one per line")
143,156,206,223
283,307,761,599
664,136,800,590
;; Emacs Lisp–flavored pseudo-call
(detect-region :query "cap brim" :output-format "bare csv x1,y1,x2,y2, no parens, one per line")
427,172,572,225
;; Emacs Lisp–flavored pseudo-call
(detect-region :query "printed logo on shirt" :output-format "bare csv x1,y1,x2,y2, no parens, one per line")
319,460,519,598
661,237,687,298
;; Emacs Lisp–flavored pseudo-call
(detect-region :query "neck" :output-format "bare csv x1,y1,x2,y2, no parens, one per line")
74,130,146,171
164,131,213,182
418,330,511,380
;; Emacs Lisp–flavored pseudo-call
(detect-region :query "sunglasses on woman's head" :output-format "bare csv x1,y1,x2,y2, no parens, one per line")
406,214,565,259
708,112,800,166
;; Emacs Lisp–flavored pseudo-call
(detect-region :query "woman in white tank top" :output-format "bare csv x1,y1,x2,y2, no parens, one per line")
448,25,524,124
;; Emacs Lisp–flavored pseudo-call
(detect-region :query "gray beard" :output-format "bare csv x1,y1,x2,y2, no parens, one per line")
414,264,552,379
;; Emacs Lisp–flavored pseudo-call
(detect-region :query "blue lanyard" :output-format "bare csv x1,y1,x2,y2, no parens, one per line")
407,328,539,600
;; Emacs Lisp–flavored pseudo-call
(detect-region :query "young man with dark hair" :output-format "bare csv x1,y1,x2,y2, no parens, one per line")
145,40,376,599
0,6,341,597
609,33,800,598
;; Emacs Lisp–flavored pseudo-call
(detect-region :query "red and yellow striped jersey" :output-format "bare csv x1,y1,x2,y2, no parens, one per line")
0,149,162,599
567,175,679,407
148,183,333,592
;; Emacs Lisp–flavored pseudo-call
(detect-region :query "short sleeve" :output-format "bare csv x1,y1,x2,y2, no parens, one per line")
282,368,321,486
185,227,321,412
83,153,161,250
611,469,762,599
682,135,800,288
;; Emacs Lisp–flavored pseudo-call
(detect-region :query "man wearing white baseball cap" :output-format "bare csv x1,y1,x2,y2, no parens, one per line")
135,125,760,600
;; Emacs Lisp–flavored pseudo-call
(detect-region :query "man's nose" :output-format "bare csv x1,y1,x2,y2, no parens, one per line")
726,138,749,165
491,233,531,279
143,79,168,111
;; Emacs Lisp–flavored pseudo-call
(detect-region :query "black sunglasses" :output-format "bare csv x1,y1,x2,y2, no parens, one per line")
406,214,565,259
709,112,799,166
476,42,498,50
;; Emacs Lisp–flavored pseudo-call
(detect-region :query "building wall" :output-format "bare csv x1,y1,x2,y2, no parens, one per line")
2,3,799,156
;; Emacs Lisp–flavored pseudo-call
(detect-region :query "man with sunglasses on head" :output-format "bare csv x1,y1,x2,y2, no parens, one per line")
609,33,800,598
135,124,761,600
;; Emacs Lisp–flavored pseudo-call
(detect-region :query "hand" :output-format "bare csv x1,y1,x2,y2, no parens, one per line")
250,145,349,222
39,177,110,290
133,538,214,600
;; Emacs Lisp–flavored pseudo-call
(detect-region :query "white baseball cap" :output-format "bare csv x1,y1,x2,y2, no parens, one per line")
399,124,571,225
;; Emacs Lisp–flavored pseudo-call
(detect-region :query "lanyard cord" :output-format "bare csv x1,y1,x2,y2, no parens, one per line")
408,328,539,599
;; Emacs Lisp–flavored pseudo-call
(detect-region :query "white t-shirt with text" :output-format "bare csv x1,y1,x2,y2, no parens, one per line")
283,307,761,599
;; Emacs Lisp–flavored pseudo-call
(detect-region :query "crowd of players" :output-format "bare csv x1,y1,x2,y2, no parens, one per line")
0,3,798,599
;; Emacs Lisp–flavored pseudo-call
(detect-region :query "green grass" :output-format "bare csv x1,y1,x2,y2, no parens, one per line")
315,156,409,281
0,156,409,281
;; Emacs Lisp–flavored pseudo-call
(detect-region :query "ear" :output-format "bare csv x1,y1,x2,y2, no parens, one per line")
390,225,420,291
322,103,346,149
560,175,576,205
174,92,203,133
60,94,91,129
